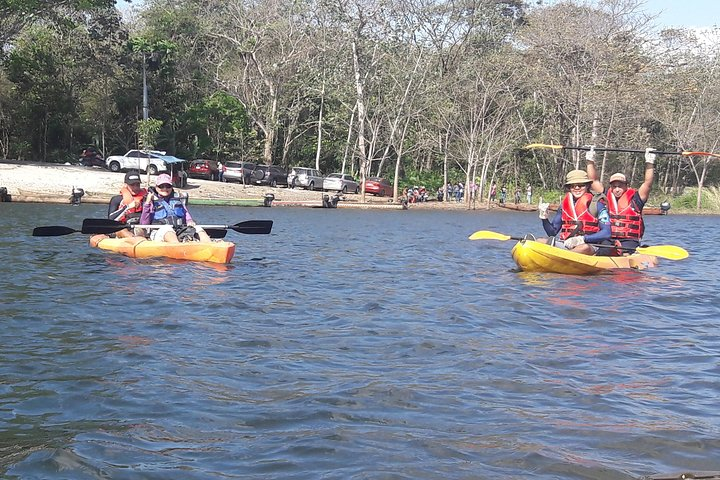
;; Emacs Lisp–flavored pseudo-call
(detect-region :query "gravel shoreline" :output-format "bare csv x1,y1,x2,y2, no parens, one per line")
0,161,496,210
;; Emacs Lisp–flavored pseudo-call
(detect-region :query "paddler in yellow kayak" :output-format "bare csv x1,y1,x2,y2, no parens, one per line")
537,170,612,255
140,173,212,243
585,146,656,256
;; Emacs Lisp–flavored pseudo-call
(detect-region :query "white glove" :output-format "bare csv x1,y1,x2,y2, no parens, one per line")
585,146,596,163
645,148,656,165
538,202,550,220
563,236,585,249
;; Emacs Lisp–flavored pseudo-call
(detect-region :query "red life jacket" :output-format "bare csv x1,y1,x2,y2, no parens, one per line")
605,187,644,240
118,185,147,223
559,192,600,240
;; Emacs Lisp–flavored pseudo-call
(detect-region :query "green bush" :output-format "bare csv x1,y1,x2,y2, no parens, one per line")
671,186,720,210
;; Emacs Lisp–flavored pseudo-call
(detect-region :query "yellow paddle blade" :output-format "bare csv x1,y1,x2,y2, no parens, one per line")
524,143,564,150
468,230,513,241
635,245,689,260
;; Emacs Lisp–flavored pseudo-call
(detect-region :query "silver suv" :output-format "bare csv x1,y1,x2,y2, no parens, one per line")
287,167,323,190
223,161,257,184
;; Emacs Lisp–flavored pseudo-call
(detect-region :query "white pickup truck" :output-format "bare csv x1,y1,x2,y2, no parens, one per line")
105,150,172,175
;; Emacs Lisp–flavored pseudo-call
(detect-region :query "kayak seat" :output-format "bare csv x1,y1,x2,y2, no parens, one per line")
108,195,122,218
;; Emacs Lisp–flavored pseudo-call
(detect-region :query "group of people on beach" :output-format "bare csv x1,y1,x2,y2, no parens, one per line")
489,183,532,205
537,147,656,256
109,171,211,243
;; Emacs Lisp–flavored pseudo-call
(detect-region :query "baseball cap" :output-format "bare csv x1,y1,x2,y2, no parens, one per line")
124,171,141,184
609,173,627,183
154,173,173,186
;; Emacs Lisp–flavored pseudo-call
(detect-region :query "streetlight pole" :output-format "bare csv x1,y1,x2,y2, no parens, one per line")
142,52,149,121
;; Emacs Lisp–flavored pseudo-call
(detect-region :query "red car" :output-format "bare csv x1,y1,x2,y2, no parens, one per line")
363,177,393,196
188,159,220,180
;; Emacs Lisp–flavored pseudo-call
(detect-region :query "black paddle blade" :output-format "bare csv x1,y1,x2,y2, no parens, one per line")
32,226,80,237
205,228,228,239
81,218,128,235
229,220,273,235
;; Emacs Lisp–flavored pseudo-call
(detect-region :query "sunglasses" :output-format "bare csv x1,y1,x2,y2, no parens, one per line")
156,184,173,189
568,183,588,189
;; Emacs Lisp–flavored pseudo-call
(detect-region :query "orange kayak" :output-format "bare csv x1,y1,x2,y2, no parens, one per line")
89,235,236,264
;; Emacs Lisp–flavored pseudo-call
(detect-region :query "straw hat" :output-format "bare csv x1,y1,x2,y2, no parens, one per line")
564,170,591,185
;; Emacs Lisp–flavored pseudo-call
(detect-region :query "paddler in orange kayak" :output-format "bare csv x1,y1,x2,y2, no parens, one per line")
140,174,212,243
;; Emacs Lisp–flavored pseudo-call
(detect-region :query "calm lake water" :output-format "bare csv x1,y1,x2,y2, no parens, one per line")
1,201,719,479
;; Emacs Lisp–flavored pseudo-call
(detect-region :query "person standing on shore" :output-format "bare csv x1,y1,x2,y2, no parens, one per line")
526,184,532,204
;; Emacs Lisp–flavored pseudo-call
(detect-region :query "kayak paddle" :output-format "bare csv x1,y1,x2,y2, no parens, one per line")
81,218,274,236
34,219,273,238
524,143,720,158
32,226,84,237
467,230,689,260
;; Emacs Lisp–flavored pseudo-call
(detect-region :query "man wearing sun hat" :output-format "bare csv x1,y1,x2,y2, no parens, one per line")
537,169,612,255
585,147,656,255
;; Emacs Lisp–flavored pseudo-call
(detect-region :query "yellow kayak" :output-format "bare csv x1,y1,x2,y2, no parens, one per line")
511,239,658,274
89,235,236,264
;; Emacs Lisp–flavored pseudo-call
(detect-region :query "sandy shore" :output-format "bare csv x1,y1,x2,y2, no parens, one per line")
0,161,519,211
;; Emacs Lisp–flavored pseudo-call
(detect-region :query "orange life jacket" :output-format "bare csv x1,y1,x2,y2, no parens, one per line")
605,188,644,240
118,185,147,223
559,192,600,240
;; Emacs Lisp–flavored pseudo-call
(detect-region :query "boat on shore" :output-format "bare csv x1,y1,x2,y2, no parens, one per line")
497,203,537,212
89,235,236,264
511,239,658,274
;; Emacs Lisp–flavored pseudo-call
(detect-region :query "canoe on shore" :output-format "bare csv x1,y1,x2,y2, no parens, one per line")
498,203,537,212
511,239,658,274
89,235,236,264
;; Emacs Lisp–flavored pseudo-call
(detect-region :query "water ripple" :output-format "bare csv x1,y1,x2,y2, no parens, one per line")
1,205,719,478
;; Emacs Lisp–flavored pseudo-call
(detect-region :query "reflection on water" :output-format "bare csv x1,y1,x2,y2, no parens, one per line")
1,203,719,478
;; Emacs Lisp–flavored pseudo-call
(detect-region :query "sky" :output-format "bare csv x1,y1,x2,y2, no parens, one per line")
644,0,720,29
115,0,720,30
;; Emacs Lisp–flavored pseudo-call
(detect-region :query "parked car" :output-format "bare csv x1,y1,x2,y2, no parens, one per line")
223,161,257,184
363,177,393,196
188,159,220,180
105,150,174,175
323,173,359,194
287,167,324,190
252,165,288,187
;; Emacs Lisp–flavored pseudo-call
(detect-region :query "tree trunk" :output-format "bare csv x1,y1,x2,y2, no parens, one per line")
352,41,369,202
315,80,325,171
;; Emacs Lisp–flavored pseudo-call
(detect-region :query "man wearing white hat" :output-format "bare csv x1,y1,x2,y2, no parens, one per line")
585,147,656,255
